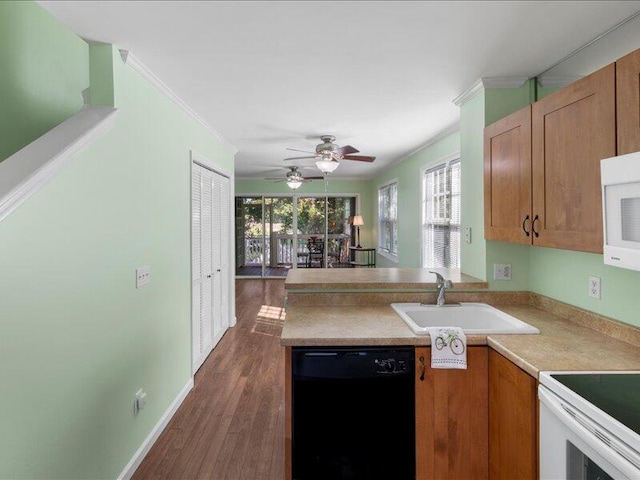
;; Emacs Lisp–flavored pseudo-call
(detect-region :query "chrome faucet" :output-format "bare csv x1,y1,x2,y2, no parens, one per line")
429,271,453,306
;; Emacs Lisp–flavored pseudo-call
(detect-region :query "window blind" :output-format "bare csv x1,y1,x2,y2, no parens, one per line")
378,182,398,256
423,160,461,268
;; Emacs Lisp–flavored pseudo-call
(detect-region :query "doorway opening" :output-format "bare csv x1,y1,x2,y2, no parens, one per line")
235,194,357,278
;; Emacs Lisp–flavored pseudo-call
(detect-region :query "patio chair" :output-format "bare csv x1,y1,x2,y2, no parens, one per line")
307,238,324,268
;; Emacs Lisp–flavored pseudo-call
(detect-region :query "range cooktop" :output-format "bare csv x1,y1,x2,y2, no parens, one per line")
551,373,640,436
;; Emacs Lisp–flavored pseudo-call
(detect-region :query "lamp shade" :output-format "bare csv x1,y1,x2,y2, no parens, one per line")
316,159,339,173
287,178,302,189
352,214,364,226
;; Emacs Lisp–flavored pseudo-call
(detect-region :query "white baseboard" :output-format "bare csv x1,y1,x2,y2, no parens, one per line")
118,377,194,480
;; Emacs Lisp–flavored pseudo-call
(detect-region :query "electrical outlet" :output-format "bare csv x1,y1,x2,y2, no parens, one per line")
589,276,601,299
493,263,512,280
464,227,472,244
136,266,151,288
134,389,147,416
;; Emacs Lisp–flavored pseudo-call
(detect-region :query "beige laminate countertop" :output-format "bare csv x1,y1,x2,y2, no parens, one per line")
281,302,640,379
284,267,488,290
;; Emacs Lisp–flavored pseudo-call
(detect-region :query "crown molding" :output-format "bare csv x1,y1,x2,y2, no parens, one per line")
379,121,460,175
403,121,460,160
453,76,529,106
119,49,238,155
536,75,584,88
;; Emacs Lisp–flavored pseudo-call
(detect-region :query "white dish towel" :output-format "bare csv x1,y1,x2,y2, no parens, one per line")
428,327,467,369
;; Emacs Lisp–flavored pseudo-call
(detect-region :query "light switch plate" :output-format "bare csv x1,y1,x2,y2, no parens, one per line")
136,266,151,288
464,227,472,244
493,263,512,280
134,389,147,416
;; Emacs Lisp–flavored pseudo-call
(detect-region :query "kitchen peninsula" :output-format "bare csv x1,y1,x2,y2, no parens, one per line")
282,268,640,480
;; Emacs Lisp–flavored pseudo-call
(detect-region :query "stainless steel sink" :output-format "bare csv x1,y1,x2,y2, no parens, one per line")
390,302,540,335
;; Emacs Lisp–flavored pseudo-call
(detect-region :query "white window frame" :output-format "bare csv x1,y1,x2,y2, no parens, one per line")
420,153,461,269
377,179,398,262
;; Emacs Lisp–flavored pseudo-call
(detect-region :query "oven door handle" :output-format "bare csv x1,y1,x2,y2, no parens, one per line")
539,386,640,477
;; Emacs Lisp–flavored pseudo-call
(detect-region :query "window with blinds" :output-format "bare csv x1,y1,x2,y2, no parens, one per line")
378,181,398,258
422,159,461,268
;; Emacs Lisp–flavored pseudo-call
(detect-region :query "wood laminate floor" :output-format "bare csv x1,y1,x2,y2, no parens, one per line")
133,279,286,480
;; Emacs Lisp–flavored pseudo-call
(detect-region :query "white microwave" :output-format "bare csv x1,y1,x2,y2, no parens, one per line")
601,151,640,271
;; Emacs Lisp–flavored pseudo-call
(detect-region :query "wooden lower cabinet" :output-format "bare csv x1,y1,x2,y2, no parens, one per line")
488,349,538,480
415,346,489,480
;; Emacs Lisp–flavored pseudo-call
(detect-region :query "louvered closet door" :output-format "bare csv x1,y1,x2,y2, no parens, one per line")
191,166,203,372
192,164,214,373
200,168,214,357
192,163,231,373
218,175,230,332
211,172,231,347
211,174,223,347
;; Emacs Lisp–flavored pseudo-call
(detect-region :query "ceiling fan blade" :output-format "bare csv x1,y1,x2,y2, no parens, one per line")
284,156,318,161
342,155,376,162
304,176,325,180
334,145,359,157
286,148,316,154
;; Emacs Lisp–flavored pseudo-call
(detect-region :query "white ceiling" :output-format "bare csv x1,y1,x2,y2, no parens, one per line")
39,1,640,180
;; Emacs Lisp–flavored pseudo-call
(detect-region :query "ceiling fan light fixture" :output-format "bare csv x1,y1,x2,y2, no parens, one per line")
316,159,339,173
287,178,303,189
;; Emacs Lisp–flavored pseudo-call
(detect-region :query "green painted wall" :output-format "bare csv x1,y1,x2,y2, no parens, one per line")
89,43,116,107
0,4,234,478
536,81,560,100
0,1,89,163
484,80,535,126
460,92,486,279
529,247,640,325
236,178,374,246
371,131,461,268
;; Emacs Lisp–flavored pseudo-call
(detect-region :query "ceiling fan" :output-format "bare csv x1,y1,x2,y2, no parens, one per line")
264,166,324,190
285,135,376,173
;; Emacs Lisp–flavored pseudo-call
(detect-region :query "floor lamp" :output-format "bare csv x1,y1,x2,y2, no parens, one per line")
352,214,364,248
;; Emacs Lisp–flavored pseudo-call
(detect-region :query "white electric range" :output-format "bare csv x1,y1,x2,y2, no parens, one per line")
539,371,640,479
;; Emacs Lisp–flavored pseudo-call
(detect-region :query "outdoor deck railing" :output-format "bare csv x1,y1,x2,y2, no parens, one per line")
242,234,351,266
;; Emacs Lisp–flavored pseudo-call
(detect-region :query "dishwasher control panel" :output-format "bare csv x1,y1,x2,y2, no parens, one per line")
375,357,409,375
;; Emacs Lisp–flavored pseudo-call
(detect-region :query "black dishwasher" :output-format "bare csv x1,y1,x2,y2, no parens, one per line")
292,346,415,480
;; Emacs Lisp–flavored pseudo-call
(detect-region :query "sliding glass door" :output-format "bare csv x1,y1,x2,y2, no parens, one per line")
235,194,356,277
235,197,264,277
296,197,326,268
327,196,355,267
265,197,294,274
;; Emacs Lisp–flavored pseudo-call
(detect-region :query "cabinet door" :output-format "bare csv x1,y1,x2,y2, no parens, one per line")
617,48,640,155
484,106,532,244
532,63,615,253
489,350,537,480
416,347,488,480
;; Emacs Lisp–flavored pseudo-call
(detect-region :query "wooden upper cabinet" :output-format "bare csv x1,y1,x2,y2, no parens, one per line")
617,48,640,155
532,63,616,253
484,105,532,244
488,349,538,480
416,347,488,480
